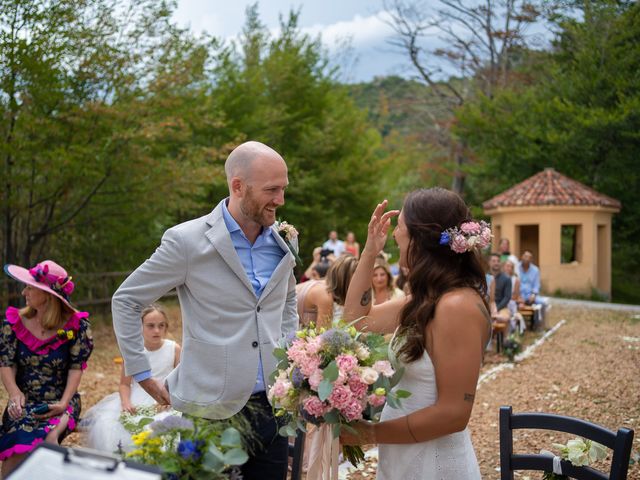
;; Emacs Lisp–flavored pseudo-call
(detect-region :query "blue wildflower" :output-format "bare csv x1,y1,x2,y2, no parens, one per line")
177,439,203,460
320,328,354,355
291,367,304,388
439,232,450,245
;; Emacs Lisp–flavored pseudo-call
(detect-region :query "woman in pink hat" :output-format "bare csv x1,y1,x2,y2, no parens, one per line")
0,260,93,476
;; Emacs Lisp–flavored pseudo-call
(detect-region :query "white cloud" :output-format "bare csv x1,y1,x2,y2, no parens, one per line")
302,11,395,51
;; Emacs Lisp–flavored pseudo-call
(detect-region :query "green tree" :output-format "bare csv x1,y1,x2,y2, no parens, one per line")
209,5,392,260
0,0,219,303
456,1,640,301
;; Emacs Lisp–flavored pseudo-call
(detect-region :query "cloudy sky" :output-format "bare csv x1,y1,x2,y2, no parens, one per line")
173,0,411,83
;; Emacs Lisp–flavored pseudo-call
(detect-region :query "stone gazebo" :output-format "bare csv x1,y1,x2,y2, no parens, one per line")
483,168,621,298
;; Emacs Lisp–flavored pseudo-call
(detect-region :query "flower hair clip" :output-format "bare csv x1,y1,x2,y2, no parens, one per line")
439,220,492,253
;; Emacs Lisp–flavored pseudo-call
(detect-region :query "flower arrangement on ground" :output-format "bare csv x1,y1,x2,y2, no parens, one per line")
502,334,522,362
125,413,250,480
268,321,410,467
541,437,608,479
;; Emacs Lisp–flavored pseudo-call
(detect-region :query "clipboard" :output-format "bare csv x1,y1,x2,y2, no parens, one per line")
7,443,162,479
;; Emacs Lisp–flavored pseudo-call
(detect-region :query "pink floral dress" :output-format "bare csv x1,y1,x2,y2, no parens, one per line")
0,307,93,460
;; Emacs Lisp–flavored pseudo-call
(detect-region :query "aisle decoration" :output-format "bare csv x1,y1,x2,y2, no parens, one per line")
541,437,608,479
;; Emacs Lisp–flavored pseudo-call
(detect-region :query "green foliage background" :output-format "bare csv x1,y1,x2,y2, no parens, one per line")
1,0,638,303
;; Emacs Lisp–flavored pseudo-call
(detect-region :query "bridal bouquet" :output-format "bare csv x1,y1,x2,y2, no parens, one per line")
125,414,250,480
269,321,410,467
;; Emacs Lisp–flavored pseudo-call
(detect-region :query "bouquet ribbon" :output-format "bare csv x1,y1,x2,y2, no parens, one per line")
306,424,340,480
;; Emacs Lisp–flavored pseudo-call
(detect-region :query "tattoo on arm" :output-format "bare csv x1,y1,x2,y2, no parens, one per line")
360,290,372,306
464,393,475,403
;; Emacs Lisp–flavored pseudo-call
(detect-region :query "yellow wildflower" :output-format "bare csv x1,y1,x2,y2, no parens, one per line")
66,330,74,340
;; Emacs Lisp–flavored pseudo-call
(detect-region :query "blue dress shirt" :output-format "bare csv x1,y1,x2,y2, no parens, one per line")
518,263,540,298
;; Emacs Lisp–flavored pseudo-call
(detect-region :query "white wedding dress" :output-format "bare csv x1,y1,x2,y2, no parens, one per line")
82,339,177,453
377,345,482,479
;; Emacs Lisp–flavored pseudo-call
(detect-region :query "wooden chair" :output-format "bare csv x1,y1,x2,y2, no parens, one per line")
492,321,509,353
518,305,536,330
500,406,635,479
288,430,306,480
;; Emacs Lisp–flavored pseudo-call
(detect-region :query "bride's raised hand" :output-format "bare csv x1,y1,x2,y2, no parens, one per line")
363,200,399,256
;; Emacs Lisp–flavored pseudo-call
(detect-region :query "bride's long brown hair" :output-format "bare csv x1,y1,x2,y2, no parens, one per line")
395,188,488,363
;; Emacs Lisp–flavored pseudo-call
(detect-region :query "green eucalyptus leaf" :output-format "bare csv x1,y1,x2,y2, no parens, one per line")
323,361,339,382
221,427,242,447
318,379,334,401
223,447,249,466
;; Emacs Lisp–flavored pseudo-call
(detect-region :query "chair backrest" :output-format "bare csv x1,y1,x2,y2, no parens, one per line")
288,430,306,480
500,406,634,480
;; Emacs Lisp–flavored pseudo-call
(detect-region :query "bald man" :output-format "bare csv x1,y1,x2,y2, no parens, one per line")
112,141,298,479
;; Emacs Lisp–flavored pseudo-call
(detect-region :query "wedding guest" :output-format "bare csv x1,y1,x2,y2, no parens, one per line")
344,231,360,258
112,141,297,480
82,304,181,453
498,238,519,267
300,247,334,283
341,189,491,479
296,255,358,329
503,260,526,334
0,261,93,477
517,250,548,327
503,260,521,302
322,230,345,257
488,253,511,324
372,262,405,305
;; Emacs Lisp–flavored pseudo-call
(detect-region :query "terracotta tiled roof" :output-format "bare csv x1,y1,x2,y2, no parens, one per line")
483,168,621,210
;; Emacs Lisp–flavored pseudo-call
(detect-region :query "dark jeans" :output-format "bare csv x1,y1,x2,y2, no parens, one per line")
240,391,288,480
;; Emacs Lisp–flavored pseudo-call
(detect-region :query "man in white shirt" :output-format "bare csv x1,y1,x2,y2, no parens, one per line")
322,230,345,257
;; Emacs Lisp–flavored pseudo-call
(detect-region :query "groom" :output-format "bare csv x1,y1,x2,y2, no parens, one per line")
111,141,298,479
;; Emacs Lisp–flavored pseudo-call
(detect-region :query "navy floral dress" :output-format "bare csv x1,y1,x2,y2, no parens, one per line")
0,306,93,460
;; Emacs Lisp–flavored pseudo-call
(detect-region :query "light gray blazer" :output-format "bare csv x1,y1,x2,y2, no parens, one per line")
111,202,298,419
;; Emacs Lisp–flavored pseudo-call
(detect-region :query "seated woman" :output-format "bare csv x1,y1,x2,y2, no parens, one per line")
82,304,180,453
372,261,406,305
0,260,93,477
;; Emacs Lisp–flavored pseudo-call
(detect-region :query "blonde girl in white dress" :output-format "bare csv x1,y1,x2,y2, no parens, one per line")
83,304,181,453
340,189,492,479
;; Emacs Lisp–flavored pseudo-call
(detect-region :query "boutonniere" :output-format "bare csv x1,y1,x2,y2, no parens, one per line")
276,221,302,266
57,328,75,341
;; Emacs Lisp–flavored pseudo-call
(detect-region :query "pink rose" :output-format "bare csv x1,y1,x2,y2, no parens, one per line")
287,340,307,364
476,227,492,249
348,376,369,399
299,355,321,377
451,234,469,253
306,336,324,355
373,360,394,378
328,385,352,410
341,399,364,422
308,369,323,391
460,221,481,234
302,396,327,418
270,378,292,400
368,393,386,408
336,354,358,374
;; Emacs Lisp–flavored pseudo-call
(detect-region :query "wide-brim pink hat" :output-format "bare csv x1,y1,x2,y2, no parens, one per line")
4,260,78,312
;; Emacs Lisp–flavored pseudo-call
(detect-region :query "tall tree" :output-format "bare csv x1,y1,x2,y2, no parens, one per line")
210,5,391,258
0,0,217,303
383,0,541,194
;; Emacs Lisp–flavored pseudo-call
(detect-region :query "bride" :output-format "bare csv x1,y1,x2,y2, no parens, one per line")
340,188,491,479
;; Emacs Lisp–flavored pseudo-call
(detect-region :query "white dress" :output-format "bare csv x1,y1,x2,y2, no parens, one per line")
377,347,481,479
82,339,177,453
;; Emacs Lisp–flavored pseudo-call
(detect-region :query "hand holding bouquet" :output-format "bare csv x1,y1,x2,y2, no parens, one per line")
268,321,410,468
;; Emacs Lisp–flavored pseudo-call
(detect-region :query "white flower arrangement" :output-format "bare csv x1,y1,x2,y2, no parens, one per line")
541,436,608,479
